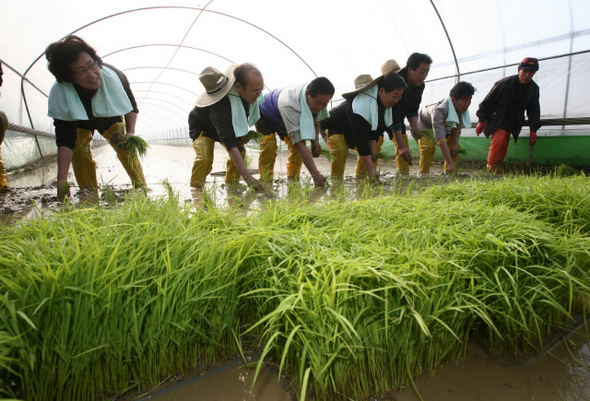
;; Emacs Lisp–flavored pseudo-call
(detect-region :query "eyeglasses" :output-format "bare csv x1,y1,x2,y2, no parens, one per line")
385,92,402,101
71,60,99,76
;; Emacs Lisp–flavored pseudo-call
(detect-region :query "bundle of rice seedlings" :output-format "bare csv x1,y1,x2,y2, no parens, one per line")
119,135,150,160
419,128,435,142
320,149,334,162
374,152,391,161
553,164,577,177
243,130,265,145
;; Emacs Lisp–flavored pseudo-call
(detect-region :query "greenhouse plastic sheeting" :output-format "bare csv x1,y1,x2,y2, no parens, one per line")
1,0,589,141
1,131,56,170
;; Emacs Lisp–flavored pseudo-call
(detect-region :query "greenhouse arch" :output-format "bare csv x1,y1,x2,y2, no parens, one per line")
1,0,589,166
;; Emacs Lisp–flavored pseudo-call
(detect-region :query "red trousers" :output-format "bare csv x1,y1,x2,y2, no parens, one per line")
486,129,511,171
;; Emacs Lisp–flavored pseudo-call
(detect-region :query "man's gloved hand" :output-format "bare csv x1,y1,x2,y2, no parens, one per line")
529,131,538,145
475,122,484,136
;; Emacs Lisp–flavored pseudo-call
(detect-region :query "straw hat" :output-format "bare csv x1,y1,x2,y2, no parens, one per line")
342,59,402,99
342,74,381,99
196,63,237,107
380,59,402,75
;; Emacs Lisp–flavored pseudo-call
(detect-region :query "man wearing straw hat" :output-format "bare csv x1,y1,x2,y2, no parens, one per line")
255,77,335,187
417,81,476,174
319,71,407,181
475,57,541,172
388,53,432,174
189,63,264,190
353,59,413,178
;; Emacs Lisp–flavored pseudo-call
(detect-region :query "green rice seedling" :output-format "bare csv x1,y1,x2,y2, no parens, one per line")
553,163,578,177
243,130,265,145
119,135,150,159
374,152,391,161
419,128,435,142
421,175,590,235
59,180,72,197
243,152,253,168
320,149,334,162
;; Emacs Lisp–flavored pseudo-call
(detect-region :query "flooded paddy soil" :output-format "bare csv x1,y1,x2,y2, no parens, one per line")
2,142,583,217
117,357,294,401
2,143,589,401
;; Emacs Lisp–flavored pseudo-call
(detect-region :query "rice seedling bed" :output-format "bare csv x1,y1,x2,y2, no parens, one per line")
0,175,589,400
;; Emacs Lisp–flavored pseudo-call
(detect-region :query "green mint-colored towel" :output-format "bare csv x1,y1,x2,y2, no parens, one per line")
352,85,392,130
299,83,329,141
445,96,471,129
228,85,264,138
48,66,133,121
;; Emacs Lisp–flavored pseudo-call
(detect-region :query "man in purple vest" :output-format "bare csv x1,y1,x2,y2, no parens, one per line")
255,77,335,187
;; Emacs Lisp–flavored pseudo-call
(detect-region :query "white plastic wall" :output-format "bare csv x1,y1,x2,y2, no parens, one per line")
1,0,589,141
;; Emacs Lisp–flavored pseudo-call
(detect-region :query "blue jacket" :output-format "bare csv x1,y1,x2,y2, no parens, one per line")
259,88,287,134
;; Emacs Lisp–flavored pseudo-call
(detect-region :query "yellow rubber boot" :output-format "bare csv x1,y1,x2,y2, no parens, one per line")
443,136,460,172
395,134,410,174
71,128,98,189
284,136,302,180
190,133,215,188
0,146,7,188
103,122,146,188
327,133,348,180
258,133,277,182
418,136,436,174
355,135,383,178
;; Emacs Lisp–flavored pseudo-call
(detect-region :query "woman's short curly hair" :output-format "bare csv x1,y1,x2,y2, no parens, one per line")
45,35,103,83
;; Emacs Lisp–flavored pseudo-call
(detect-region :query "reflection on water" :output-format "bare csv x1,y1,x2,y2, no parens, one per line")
4,143,484,219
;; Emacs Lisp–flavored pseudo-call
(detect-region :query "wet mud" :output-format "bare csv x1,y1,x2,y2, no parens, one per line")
125,361,293,401
0,142,502,217
391,321,590,401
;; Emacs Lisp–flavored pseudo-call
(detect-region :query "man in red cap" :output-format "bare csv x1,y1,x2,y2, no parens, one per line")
475,57,541,172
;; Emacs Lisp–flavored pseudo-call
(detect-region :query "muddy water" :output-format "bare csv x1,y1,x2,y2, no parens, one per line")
393,322,590,401
3,143,590,400
134,361,292,401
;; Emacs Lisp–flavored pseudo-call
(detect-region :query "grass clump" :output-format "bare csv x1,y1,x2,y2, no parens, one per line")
1,174,589,400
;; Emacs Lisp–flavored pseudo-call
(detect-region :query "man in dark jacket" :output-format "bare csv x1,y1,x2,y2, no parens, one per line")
390,53,432,174
475,57,541,171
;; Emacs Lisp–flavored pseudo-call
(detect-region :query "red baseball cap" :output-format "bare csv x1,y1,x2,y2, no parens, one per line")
519,57,539,71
